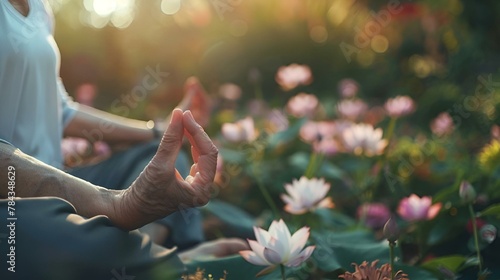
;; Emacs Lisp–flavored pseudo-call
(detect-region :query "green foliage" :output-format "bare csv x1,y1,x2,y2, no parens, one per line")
52,0,500,278
478,204,500,218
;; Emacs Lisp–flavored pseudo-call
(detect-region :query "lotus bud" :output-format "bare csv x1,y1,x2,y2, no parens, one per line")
383,218,400,243
459,181,477,203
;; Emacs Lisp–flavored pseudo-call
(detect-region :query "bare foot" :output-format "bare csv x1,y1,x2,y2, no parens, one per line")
178,238,249,262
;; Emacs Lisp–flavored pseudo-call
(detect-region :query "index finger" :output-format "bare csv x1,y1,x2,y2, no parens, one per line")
183,110,218,157
182,110,218,185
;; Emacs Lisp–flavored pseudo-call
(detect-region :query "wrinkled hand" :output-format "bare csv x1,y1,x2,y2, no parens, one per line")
117,109,218,230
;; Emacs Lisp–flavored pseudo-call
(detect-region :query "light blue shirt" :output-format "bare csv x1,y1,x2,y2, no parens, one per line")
0,0,77,168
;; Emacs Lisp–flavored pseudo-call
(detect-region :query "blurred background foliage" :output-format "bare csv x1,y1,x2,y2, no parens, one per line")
52,0,500,132
51,1,500,278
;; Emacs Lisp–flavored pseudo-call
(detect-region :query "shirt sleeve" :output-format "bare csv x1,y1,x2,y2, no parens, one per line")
57,78,79,128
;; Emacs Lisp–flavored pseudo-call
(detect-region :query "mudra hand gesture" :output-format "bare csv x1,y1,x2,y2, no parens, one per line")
117,109,218,230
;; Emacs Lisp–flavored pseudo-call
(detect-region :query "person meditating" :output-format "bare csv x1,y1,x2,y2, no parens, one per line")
0,0,247,279
0,109,247,279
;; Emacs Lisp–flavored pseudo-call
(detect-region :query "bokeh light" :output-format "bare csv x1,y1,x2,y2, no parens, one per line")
92,0,117,17
327,0,355,26
80,0,136,28
310,26,328,43
370,35,389,53
357,50,375,67
161,0,182,15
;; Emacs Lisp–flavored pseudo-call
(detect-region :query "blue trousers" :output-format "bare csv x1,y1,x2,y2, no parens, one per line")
68,141,204,251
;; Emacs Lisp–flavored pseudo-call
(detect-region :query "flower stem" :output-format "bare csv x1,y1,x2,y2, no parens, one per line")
389,241,396,280
256,175,280,218
468,204,483,274
385,117,397,144
280,264,286,280
417,225,425,262
252,160,281,219
255,85,263,100
305,152,324,178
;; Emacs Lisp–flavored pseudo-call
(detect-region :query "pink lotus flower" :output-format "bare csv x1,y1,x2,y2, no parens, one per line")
313,138,339,156
397,194,442,222
61,137,90,159
239,219,315,268
299,121,337,143
93,141,111,157
430,112,454,136
384,95,415,117
357,203,391,229
300,121,350,156
281,177,334,214
338,78,359,98
218,83,242,100
337,99,368,121
286,93,318,118
491,124,500,141
61,138,111,167
342,123,388,156
221,117,258,143
275,64,313,91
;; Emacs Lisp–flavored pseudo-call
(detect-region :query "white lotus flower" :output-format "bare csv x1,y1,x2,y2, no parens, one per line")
281,177,334,214
342,123,388,156
240,219,315,268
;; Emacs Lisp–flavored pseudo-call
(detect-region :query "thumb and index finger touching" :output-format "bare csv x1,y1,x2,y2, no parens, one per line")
182,110,218,186
156,108,218,185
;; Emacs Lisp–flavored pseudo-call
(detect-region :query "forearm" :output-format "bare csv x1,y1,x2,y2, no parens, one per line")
64,104,162,144
0,142,121,226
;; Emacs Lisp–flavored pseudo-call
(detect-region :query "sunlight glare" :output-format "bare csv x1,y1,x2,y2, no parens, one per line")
89,12,109,28
93,0,118,17
111,8,135,29
83,0,93,12
161,0,181,15
327,0,355,26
